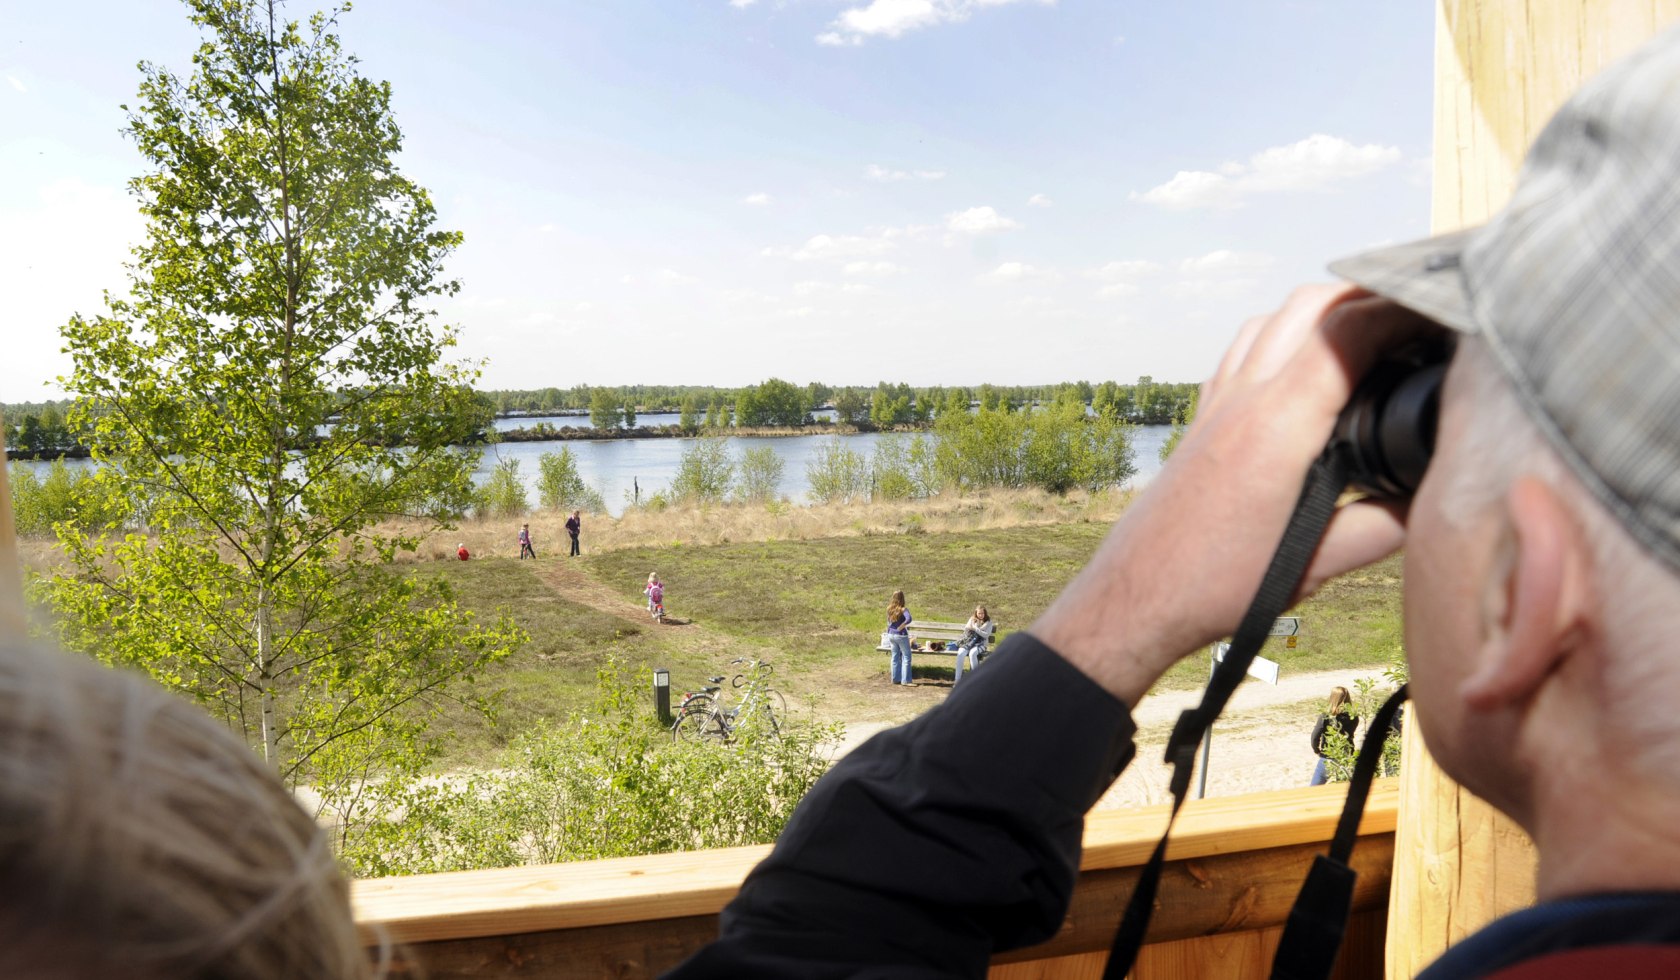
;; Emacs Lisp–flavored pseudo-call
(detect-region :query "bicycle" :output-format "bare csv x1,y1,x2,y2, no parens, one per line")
671,658,787,742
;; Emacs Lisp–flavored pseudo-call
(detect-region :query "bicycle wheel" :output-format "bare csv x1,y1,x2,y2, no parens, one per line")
673,698,726,742
750,689,788,736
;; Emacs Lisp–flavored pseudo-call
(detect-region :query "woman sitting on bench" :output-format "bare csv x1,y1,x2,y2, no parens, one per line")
951,605,995,687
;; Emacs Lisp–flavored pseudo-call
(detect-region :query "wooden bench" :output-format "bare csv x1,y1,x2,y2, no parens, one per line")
876,620,1000,654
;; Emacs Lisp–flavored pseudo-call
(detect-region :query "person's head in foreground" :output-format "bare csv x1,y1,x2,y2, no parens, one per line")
0,637,369,978
1328,26,1680,898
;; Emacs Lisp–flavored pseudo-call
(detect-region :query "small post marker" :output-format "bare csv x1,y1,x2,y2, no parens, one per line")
1196,620,1296,799
653,667,672,726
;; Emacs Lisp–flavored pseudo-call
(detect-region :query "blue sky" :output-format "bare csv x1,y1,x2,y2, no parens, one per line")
0,0,1434,395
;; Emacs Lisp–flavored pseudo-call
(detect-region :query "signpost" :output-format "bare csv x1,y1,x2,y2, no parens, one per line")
1195,618,1296,799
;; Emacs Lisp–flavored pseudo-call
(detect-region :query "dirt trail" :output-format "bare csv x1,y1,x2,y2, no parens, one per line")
524,561,654,626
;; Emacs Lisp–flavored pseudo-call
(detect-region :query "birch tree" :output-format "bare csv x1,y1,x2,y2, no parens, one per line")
46,0,520,823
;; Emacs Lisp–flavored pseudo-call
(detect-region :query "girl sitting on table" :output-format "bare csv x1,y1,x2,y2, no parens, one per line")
951,605,995,687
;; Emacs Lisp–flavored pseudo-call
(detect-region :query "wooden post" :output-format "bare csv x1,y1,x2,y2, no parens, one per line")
0,411,26,635
1389,3,1680,975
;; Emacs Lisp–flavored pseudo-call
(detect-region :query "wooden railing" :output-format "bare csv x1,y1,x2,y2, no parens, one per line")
353,778,1397,978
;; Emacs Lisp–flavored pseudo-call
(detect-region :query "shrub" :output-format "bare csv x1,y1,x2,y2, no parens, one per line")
806,437,870,504
536,448,604,512
670,438,734,504
338,660,839,876
734,444,785,503
7,459,122,534
474,457,529,518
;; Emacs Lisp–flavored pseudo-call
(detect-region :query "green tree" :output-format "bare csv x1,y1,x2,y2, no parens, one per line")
622,399,637,429
475,457,529,517
678,394,702,435
590,388,624,430
537,447,602,512
806,438,871,504
669,437,734,504
734,445,785,503
1159,389,1199,463
45,0,520,828
832,388,868,427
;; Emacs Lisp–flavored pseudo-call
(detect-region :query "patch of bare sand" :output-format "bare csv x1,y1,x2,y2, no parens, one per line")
828,667,1391,810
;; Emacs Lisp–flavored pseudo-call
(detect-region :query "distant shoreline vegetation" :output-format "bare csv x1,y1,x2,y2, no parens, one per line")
3,376,1197,459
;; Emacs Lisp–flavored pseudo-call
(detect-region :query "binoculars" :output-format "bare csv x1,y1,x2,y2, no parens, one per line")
1332,344,1451,499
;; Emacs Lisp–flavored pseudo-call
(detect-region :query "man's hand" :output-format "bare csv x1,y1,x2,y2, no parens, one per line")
1031,284,1436,706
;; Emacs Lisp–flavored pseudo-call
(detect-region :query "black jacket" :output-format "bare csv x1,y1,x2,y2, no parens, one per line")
1310,710,1357,756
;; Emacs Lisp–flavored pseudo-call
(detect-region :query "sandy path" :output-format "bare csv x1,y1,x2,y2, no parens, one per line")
830,666,1389,810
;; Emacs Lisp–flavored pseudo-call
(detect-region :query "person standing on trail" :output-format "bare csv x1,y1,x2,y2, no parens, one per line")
885,589,913,685
1308,685,1357,786
565,510,581,556
518,523,535,560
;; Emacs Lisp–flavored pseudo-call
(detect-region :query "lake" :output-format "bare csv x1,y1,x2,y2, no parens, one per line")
475,424,1175,515
15,424,1175,518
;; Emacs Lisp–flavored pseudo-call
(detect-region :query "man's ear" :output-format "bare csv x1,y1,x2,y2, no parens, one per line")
1460,476,1591,710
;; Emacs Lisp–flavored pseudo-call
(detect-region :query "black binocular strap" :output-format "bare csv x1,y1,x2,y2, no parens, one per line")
1267,684,1408,980
1101,443,1354,980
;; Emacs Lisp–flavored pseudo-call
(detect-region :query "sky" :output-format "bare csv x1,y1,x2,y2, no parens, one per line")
0,0,1435,396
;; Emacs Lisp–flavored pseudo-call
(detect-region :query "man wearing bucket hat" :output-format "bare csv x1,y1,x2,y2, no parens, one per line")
673,26,1680,980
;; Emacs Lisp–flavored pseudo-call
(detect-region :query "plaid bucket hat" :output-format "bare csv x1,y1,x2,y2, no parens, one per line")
1331,24,1680,572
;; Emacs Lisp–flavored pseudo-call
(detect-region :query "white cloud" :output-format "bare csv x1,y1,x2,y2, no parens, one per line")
843,260,905,277
763,225,922,261
5,74,25,93
729,0,757,7
818,0,1054,46
1087,259,1163,281
1096,283,1138,298
537,223,557,233
984,261,1059,282
1027,193,1053,207
656,268,699,286
741,191,772,206
945,205,1020,235
1176,249,1272,275
865,163,946,182
1134,134,1402,210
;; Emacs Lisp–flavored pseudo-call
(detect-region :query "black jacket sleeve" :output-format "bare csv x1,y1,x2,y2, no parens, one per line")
667,633,1137,978
1311,715,1329,756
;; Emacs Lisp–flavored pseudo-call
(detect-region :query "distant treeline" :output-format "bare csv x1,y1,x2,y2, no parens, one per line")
3,377,1196,458
486,377,1198,434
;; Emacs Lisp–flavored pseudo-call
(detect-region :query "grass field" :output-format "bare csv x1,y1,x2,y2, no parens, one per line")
436,515,1405,767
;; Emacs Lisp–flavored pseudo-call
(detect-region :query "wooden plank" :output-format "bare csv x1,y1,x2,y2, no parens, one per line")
354,782,1397,946
353,844,772,945
377,834,1394,978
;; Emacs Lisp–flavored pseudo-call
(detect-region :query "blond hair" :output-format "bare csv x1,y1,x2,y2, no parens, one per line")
1327,685,1352,716
0,637,372,977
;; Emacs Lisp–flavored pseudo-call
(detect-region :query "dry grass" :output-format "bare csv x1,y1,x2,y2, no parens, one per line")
399,487,1138,564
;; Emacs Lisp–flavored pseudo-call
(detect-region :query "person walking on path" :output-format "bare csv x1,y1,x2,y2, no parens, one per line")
565,510,581,556
951,605,996,687
518,522,536,559
1308,685,1357,786
885,590,913,685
